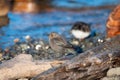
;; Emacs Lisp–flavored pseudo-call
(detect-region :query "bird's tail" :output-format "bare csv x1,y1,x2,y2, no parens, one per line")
64,47,77,56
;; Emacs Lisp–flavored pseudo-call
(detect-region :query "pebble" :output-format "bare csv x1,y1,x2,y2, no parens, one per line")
35,44,42,50
71,40,79,45
81,45,85,48
14,38,20,43
107,67,120,76
106,38,111,41
101,67,120,80
45,45,49,50
25,35,31,41
98,38,104,43
0,33,107,61
20,44,30,51
39,40,45,46
102,76,120,80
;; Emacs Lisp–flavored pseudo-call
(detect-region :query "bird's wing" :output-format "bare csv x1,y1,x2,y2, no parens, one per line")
52,37,67,46
53,37,73,49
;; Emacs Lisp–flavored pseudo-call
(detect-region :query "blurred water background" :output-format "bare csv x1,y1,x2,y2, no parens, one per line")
0,0,120,49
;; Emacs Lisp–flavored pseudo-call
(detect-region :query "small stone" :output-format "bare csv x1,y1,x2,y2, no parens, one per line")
35,44,42,50
45,45,49,50
25,35,31,41
89,42,93,46
71,40,79,45
106,38,111,41
101,76,120,80
98,39,104,43
3,55,10,60
81,45,85,48
107,67,120,76
98,39,101,42
14,38,20,43
20,44,30,51
100,39,104,43
4,48,9,53
108,54,112,58
39,40,45,46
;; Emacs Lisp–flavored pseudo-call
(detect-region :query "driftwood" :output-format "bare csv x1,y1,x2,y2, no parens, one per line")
0,35,120,80
32,35,120,80
0,54,67,80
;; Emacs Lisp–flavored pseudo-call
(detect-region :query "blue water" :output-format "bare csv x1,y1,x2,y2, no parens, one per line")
52,0,120,8
0,0,120,49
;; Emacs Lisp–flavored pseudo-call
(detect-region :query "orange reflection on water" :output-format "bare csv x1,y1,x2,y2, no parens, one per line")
12,0,52,13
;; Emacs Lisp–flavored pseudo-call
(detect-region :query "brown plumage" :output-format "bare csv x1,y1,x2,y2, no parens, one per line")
49,32,76,55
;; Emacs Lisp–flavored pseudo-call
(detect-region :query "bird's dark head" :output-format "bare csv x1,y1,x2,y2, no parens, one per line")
71,22,90,31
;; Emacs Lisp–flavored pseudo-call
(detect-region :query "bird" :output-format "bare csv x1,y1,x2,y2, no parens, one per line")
71,22,91,41
49,32,76,55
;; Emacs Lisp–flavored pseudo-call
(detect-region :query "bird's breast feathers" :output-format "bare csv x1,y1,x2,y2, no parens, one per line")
71,30,90,39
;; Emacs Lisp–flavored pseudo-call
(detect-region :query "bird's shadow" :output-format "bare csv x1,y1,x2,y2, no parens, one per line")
73,45,83,54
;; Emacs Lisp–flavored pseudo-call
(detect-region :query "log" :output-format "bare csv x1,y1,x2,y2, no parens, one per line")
0,36,120,80
0,54,66,80
32,35,120,80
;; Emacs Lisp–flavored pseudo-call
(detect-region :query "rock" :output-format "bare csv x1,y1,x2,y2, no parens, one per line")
0,53,53,80
107,67,120,76
106,5,120,38
101,67,120,80
101,76,120,80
